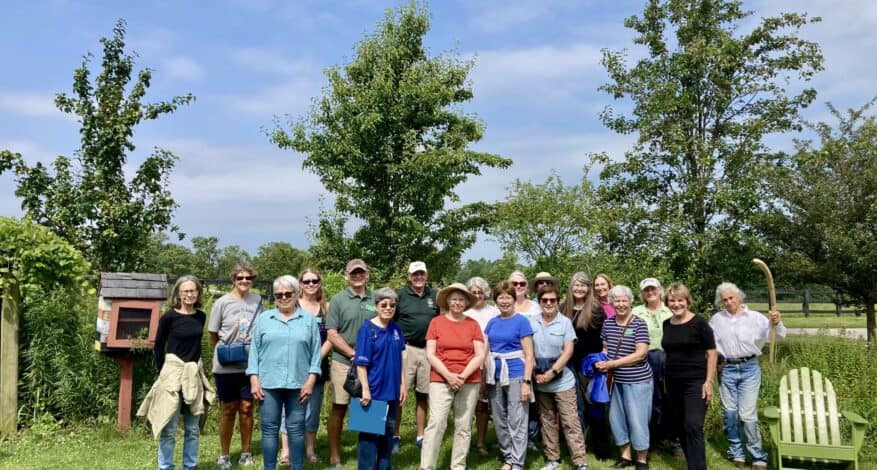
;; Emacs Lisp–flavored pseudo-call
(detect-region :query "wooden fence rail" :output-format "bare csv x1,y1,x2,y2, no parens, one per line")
746,289,860,317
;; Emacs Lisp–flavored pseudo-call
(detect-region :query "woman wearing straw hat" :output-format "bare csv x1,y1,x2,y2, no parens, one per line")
420,283,486,470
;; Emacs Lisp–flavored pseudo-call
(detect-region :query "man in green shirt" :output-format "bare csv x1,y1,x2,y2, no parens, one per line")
326,258,375,468
391,261,439,451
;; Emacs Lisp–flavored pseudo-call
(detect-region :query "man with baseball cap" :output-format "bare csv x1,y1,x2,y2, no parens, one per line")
326,258,376,469
391,261,439,451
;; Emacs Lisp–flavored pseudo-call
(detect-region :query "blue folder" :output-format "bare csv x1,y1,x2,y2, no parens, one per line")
349,399,389,435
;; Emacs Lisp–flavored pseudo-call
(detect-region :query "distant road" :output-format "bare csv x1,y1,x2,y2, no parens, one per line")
788,328,868,340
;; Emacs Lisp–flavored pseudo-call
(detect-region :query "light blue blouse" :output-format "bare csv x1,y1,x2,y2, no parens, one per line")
246,307,322,389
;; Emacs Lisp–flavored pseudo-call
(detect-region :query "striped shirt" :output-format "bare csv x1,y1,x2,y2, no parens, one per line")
601,316,652,384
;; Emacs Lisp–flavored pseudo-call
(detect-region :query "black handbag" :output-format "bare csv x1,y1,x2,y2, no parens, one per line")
343,364,362,398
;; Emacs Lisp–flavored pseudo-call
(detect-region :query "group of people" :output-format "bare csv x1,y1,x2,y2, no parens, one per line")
142,259,786,470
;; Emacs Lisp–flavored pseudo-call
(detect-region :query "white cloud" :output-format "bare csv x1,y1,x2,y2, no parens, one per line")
162,56,205,81
229,47,317,76
0,90,65,119
469,43,604,104
225,79,320,117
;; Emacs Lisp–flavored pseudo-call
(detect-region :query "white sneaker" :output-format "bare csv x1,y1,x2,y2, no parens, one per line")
217,455,231,470
541,461,562,470
239,452,254,466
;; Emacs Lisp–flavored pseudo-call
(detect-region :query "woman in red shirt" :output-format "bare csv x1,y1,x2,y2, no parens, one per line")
420,283,486,470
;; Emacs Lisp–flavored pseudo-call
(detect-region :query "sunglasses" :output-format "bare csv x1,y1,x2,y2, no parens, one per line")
301,279,321,285
274,292,295,300
536,280,553,286
540,298,558,304
377,302,397,309
236,275,255,281
511,281,527,287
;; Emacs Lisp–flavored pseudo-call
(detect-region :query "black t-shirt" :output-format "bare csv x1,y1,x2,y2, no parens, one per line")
564,303,606,370
154,309,206,371
662,314,715,380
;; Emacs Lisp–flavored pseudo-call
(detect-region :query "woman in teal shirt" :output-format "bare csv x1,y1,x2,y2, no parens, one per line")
247,275,322,470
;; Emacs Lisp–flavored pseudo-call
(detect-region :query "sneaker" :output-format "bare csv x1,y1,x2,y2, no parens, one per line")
239,452,254,466
217,455,232,470
541,461,562,470
612,459,634,468
575,465,589,470
391,435,401,454
415,435,424,449
527,441,540,451
634,462,649,470
331,463,345,470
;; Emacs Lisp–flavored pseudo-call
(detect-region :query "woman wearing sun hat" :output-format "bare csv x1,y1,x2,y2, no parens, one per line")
420,283,486,470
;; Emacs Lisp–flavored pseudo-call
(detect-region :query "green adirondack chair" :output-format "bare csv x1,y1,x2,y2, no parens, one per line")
763,367,868,469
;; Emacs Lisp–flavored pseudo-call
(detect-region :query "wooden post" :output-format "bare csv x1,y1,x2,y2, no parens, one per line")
114,356,135,432
0,282,22,437
802,289,810,317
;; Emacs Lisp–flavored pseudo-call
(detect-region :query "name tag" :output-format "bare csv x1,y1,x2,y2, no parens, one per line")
624,329,635,337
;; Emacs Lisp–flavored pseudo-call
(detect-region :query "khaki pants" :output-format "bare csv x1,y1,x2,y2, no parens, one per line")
420,382,479,470
537,387,588,464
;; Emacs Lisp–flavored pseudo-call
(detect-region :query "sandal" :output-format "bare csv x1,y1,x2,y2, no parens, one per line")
307,454,320,463
278,454,289,465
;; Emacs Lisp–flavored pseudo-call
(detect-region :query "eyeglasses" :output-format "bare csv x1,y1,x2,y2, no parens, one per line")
236,275,255,281
377,302,397,309
540,298,558,304
511,281,527,287
301,279,321,285
274,292,295,300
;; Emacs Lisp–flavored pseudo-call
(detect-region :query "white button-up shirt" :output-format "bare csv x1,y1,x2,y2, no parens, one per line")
709,305,787,359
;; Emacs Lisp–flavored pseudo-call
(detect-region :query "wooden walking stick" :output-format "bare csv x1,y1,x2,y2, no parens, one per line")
752,258,777,363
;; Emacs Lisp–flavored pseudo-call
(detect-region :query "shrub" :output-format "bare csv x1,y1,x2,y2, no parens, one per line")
18,291,119,425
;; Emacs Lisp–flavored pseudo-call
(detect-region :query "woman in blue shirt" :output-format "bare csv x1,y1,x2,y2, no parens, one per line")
247,275,322,470
484,281,534,470
354,287,407,470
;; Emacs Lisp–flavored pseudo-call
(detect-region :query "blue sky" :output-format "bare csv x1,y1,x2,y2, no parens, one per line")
2,0,875,260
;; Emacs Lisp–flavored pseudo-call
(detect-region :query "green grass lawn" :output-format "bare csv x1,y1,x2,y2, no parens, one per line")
0,397,747,470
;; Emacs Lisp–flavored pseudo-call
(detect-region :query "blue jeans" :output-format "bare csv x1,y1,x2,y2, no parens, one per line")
158,401,200,470
720,359,768,465
609,381,653,451
262,388,306,470
357,399,398,470
280,380,325,434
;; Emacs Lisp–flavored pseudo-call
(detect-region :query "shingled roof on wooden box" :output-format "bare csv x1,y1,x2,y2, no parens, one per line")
99,272,168,300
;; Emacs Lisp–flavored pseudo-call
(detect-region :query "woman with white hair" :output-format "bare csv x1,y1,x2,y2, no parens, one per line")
464,276,499,455
595,285,653,470
246,275,322,470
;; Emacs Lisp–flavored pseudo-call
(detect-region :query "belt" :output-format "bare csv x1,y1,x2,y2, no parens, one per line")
724,355,756,364
406,340,426,349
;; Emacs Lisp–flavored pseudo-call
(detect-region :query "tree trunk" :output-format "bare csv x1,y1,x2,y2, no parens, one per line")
0,282,21,437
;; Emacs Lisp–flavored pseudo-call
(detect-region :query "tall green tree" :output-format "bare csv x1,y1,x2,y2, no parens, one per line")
271,2,511,282
492,172,601,283
594,0,823,306
0,19,194,272
761,101,877,342
253,241,308,282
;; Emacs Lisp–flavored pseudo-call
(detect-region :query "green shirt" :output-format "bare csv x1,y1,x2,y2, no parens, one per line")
632,304,673,351
394,284,439,347
326,287,375,365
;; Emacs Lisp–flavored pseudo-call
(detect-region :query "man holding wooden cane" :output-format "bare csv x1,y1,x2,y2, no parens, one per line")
709,282,786,470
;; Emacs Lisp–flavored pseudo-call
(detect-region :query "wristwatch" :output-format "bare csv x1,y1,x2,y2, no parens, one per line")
523,379,532,385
